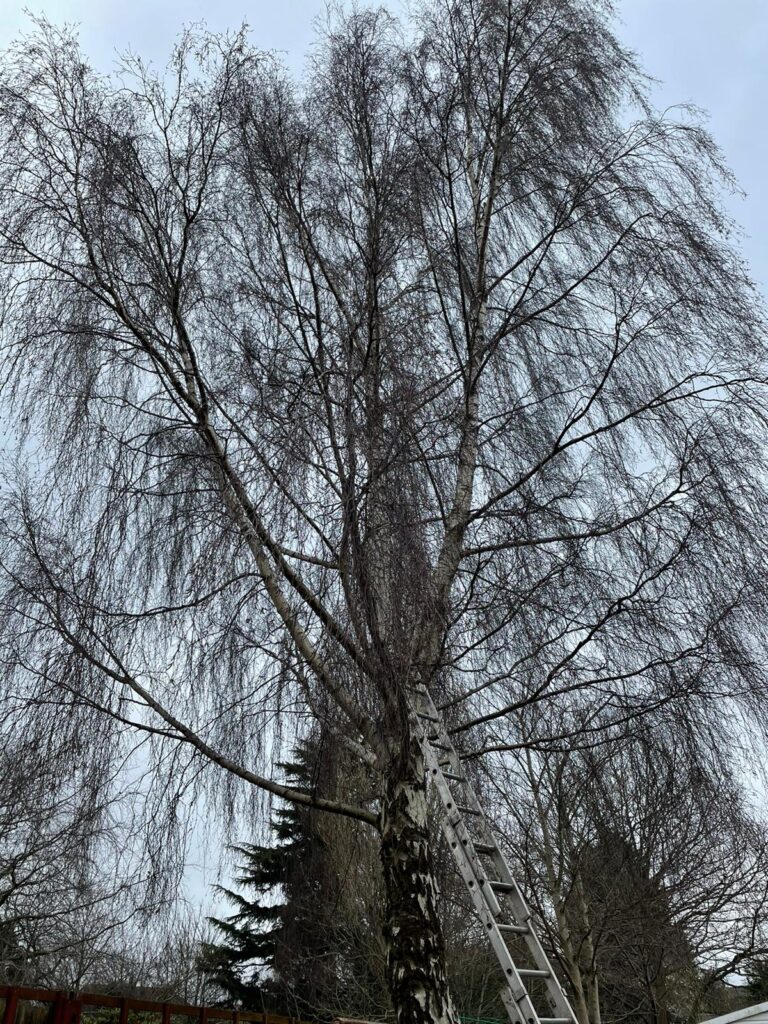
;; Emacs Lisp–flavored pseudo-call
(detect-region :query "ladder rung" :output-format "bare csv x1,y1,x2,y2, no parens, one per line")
423,711,579,1024
490,880,515,893
474,842,496,854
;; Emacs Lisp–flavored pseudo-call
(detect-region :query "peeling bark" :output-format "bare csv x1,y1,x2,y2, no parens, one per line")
380,738,458,1024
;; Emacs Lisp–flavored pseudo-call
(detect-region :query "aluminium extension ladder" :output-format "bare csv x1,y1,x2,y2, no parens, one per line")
413,686,578,1024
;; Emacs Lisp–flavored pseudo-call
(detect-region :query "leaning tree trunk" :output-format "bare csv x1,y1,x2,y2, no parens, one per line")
380,733,458,1024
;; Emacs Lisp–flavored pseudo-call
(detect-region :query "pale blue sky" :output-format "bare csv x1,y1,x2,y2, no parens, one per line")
0,0,765,906
1,0,766,286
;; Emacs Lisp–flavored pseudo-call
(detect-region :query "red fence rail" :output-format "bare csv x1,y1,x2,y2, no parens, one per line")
0,986,312,1024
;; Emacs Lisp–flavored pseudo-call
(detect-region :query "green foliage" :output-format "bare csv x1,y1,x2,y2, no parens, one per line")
571,829,699,1024
0,919,26,984
747,960,768,1002
198,737,341,1015
198,739,507,1021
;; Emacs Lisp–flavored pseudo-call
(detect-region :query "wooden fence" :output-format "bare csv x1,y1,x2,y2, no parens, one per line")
0,987,312,1024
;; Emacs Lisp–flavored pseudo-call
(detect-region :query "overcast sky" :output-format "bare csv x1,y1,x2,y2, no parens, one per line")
0,0,766,288
1,0,765,899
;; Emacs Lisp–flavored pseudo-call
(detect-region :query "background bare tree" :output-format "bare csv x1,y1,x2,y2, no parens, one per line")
0,721,151,987
1,2,768,1022
91,911,218,1004
487,714,768,1024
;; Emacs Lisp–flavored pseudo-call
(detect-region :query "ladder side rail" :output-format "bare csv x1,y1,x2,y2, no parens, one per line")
415,689,578,1024
436,813,544,1024
426,735,572,1018
483,849,576,1020
424,740,543,1024
424,746,504,918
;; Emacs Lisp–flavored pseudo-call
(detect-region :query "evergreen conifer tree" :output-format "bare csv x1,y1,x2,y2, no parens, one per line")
198,737,340,1015
746,961,768,1002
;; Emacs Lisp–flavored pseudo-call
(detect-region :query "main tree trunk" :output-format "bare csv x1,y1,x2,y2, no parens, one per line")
380,739,458,1024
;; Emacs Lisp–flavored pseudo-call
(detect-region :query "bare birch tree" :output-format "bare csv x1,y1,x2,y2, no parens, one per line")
1,2,768,1022
489,716,768,1024
0,719,150,986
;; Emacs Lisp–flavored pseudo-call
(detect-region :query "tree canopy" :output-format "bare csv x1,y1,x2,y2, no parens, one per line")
1,2,767,1022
